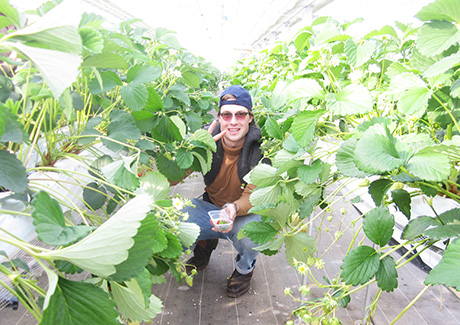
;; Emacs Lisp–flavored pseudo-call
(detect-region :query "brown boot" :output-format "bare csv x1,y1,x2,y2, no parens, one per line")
186,239,218,272
226,269,253,298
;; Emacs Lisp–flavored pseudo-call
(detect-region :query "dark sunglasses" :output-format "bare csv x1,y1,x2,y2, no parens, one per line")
219,111,250,121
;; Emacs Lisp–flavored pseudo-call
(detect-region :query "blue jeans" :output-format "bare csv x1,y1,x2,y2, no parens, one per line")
182,198,261,274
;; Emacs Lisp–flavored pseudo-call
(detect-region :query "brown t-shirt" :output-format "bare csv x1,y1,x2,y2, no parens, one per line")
205,141,255,216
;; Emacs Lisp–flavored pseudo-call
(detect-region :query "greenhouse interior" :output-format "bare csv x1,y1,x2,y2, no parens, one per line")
1,0,460,324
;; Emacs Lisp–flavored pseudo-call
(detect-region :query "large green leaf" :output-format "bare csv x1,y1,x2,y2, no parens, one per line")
376,255,398,292
284,232,315,265
111,280,163,322
83,182,107,210
150,115,183,142
326,84,373,116
250,202,292,227
0,105,26,144
0,149,28,193
291,110,324,147
176,221,200,248
9,42,81,98
297,159,322,184
416,0,460,23
41,272,119,325
121,83,148,111
286,78,325,101
368,179,393,206
401,216,439,240
31,191,93,246
344,39,376,67
425,237,460,290
341,245,380,286
108,214,158,282
79,26,104,53
248,164,280,187
294,181,321,197
242,221,278,245
354,124,404,174
250,184,283,207
157,231,182,259
0,0,19,28
336,139,372,178
88,71,122,94
190,128,216,152
391,189,411,219
424,52,460,78
363,206,394,247
102,119,141,152
397,87,431,117
181,70,201,88
176,148,194,169
42,195,154,278
127,65,162,84
135,171,170,201
264,117,283,139
406,152,451,182
156,155,187,183
416,20,460,57
81,52,129,69
424,224,460,240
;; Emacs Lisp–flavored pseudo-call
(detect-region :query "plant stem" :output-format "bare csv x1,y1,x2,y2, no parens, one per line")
389,285,431,325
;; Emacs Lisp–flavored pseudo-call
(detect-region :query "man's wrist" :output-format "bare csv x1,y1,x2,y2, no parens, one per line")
223,202,238,212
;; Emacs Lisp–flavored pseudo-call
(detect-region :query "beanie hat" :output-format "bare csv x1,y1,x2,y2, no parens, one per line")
219,85,252,110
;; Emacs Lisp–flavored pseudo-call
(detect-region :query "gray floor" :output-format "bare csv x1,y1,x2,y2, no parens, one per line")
2,173,460,324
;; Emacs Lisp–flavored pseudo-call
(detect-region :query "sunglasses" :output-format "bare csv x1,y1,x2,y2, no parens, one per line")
219,111,250,121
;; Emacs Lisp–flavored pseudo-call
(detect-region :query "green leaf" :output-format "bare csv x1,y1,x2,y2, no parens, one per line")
43,195,154,278
291,110,324,147
150,115,183,142
41,274,119,325
82,52,129,69
425,237,460,290
83,182,107,210
391,189,411,219
363,206,395,247
401,216,439,240
297,159,322,184
31,191,93,246
79,27,104,53
136,171,170,201
191,150,212,174
181,71,201,88
416,0,460,23
127,65,161,84
0,149,28,193
177,222,200,248
145,87,164,112
264,117,283,139
284,232,315,265
376,255,398,292
341,245,380,286
336,138,372,178
121,83,148,111
354,124,404,174
299,195,320,219
0,105,26,144
157,231,182,259
156,155,187,183
108,214,158,282
190,129,216,152
368,179,393,206
242,221,278,245
88,71,122,94
397,87,431,117
176,148,194,169
102,120,141,152
10,42,81,98
248,164,280,187
407,152,451,182
250,184,283,207
424,52,460,78
344,39,376,67
294,30,312,52
250,202,292,227
253,236,284,253
286,78,325,101
111,280,163,322
424,224,460,240
416,20,460,57
294,182,321,197
326,84,373,115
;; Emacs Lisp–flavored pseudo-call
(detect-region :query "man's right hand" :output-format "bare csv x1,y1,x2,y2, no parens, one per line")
208,120,227,142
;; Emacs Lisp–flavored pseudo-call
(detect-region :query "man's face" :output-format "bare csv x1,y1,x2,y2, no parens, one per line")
218,104,253,148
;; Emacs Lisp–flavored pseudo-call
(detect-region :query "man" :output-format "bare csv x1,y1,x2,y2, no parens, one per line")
182,85,266,298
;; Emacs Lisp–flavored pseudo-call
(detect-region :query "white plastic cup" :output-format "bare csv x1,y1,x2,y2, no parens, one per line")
208,209,232,232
